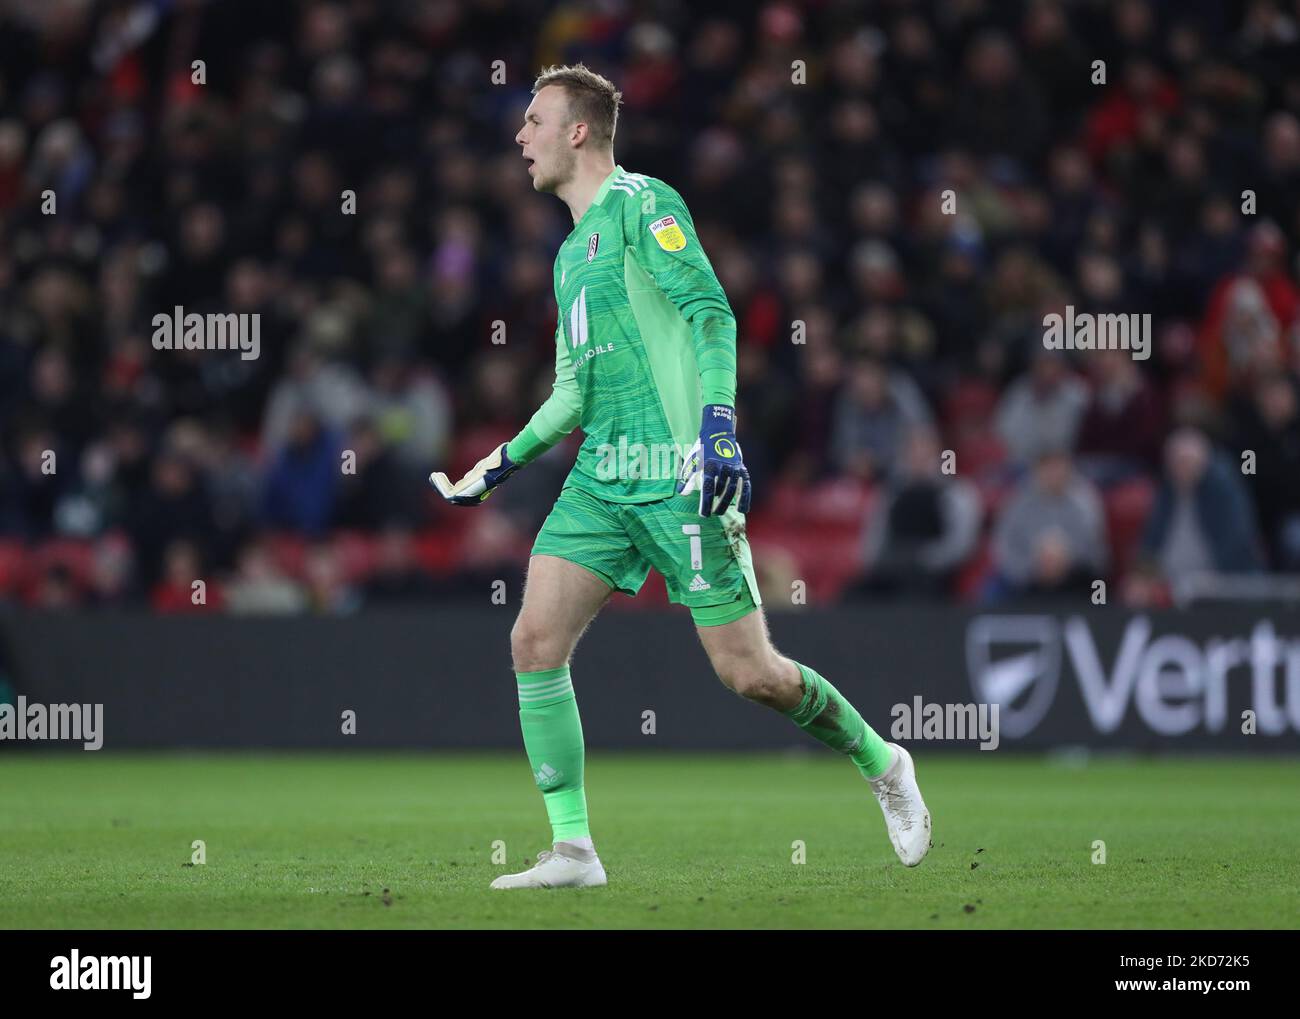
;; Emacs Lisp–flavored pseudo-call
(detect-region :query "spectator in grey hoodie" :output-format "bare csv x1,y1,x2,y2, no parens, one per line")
829,354,932,482
989,447,1107,599
995,348,1088,470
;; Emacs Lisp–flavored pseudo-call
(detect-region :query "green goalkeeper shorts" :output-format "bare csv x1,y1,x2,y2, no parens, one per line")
531,481,763,626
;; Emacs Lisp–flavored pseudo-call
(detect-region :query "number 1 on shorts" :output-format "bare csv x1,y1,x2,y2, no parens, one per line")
681,524,702,570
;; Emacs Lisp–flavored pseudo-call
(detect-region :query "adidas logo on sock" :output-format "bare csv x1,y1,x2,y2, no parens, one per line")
689,573,711,592
534,763,561,787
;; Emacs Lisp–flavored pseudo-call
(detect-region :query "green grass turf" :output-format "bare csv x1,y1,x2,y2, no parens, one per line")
0,751,1296,929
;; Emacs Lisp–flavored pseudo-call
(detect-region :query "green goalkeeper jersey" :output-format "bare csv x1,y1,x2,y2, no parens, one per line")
506,165,737,503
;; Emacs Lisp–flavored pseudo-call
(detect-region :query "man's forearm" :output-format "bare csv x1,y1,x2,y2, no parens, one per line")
505,422,550,466
693,313,737,408
506,386,581,466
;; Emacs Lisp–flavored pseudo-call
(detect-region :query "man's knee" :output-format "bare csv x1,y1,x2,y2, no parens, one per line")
511,615,569,671
713,649,797,706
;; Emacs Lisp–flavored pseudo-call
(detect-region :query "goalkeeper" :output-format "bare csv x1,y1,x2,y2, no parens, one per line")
430,64,930,888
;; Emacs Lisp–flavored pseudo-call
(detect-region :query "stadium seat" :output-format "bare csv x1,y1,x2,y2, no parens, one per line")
765,475,875,526
266,534,309,580
955,431,1008,480
943,379,1000,433
953,535,996,602
331,531,380,584
607,568,670,611
0,540,26,596
749,516,869,603
449,426,517,478
1104,476,1155,576
414,527,467,575
33,539,97,588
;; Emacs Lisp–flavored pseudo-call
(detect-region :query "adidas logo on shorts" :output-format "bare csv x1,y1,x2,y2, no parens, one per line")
689,574,711,592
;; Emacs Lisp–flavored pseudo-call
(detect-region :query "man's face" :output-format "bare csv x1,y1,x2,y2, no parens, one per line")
848,361,886,407
1035,453,1070,496
1167,432,1209,490
516,86,577,194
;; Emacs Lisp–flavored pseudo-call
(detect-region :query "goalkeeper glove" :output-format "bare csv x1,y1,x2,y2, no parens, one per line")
677,404,751,517
429,443,520,505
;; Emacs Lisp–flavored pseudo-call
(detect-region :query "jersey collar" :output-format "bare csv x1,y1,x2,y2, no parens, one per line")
591,164,623,207
571,165,623,235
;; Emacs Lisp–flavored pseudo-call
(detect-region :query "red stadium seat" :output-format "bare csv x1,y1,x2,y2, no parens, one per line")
749,515,869,603
607,568,670,611
331,531,380,584
449,426,517,478
0,540,27,596
953,534,996,602
943,379,1000,433
1104,476,1155,576
765,476,875,526
955,430,1007,479
975,475,1015,518
33,539,96,588
266,534,309,579
414,527,466,575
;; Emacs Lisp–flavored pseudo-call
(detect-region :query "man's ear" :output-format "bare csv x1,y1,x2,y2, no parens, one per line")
569,121,588,148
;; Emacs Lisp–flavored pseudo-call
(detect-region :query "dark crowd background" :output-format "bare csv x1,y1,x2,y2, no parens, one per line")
2,0,1300,614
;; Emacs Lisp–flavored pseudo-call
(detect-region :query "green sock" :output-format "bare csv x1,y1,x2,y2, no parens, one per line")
784,662,894,778
515,666,589,842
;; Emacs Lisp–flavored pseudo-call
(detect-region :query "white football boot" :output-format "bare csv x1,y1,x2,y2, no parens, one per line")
489,842,608,890
867,743,931,866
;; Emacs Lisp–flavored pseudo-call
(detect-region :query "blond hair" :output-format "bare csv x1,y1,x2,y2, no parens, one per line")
532,63,623,146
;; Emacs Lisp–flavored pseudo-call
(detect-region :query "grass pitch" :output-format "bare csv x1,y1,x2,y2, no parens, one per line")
0,751,1296,929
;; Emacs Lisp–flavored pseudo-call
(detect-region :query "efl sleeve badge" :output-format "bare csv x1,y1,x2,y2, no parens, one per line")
648,215,687,252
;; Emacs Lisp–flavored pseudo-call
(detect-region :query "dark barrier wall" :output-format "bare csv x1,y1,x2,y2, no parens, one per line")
2,605,1299,751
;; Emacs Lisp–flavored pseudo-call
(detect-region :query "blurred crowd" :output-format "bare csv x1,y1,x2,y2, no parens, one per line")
3,0,1300,612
